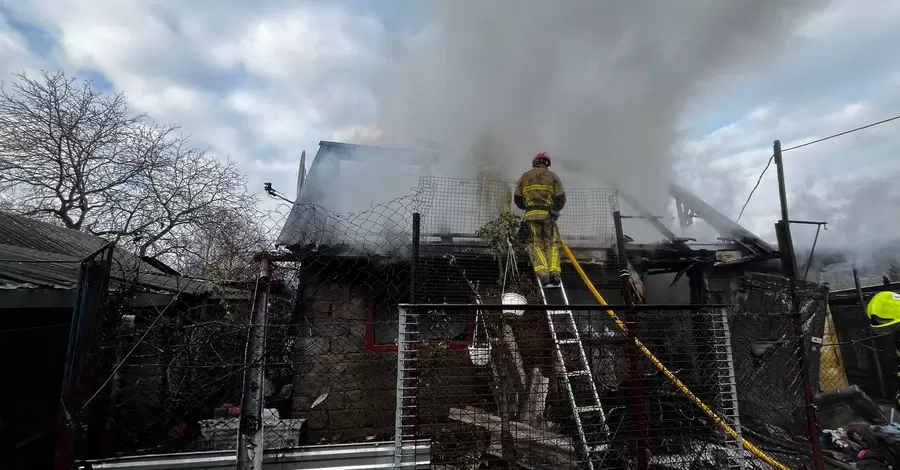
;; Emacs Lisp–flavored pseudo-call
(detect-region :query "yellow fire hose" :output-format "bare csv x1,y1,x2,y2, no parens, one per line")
561,240,787,470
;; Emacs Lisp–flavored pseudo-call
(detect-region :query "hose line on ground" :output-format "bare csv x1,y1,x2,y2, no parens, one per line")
560,239,788,470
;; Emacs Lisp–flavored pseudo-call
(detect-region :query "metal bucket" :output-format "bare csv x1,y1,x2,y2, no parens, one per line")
501,292,527,317
468,344,491,366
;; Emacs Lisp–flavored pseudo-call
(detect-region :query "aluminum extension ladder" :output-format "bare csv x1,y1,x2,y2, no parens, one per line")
537,275,610,469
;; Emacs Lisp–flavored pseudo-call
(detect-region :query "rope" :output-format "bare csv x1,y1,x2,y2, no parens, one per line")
501,238,519,294
560,239,788,470
472,301,491,349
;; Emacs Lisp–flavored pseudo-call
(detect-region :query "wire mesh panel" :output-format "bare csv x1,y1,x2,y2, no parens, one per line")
413,176,622,304
414,176,619,249
724,272,829,469
395,305,758,469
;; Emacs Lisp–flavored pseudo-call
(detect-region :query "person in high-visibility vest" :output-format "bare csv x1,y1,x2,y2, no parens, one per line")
514,152,566,288
865,291,900,406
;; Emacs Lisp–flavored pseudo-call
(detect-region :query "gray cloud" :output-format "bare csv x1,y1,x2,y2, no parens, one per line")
677,67,900,273
1,0,389,204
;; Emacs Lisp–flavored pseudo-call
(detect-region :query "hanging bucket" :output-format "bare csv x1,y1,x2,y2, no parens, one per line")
501,292,527,317
468,343,492,366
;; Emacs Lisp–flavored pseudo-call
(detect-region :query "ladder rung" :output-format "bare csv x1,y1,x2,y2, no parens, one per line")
557,339,580,344
548,310,572,315
566,370,590,377
577,405,605,413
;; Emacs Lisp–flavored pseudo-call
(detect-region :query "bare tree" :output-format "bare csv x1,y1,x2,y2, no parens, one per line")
167,207,273,281
0,70,151,229
0,70,264,266
89,132,259,258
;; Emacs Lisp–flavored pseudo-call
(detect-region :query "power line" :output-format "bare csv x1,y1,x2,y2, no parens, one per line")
735,112,900,222
81,285,187,411
782,113,900,152
736,155,773,223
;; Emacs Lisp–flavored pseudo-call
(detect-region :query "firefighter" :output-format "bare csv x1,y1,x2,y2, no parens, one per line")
514,152,566,288
866,291,900,406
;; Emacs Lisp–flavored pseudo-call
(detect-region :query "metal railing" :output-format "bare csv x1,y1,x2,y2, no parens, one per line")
393,303,751,469
82,440,431,469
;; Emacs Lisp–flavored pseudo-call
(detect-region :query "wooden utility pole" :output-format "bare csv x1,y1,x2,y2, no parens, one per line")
772,140,825,470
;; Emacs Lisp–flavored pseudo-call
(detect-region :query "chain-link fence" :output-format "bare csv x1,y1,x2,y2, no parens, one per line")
97,297,250,454
59,175,832,469
59,242,305,462
69,278,255,459
413,176,619,250
818,306,850,392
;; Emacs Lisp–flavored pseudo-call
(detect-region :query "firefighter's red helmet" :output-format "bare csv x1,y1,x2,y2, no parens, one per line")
532,152,551,167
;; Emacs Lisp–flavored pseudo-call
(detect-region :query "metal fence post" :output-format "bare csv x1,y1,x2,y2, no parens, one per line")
394,305,409,468
614,211,649,468
56,243,115,470
411,213,420,305
716,306,748,468
773,140,825,469
854,265,888,398
237,255,273,470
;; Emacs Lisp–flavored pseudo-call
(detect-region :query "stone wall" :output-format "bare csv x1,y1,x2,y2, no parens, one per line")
291,282,397,440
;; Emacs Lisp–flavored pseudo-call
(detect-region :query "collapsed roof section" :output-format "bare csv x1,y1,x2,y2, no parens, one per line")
617,184,779,275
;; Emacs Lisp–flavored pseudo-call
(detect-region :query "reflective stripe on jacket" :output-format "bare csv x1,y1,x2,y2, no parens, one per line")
514,167,565,221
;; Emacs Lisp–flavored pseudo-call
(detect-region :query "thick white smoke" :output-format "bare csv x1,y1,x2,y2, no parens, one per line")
372,0,829,220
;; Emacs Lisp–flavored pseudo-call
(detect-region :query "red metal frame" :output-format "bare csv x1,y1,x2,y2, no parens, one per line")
365,304,476,353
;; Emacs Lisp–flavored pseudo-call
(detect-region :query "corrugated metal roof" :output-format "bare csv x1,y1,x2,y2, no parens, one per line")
0,211,112,258
0,243,81,290
0,211,212,294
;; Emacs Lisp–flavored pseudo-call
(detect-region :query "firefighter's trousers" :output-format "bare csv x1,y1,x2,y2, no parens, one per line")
524,219,560,277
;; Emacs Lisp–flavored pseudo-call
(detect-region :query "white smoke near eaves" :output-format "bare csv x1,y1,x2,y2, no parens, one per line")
372,0,829,222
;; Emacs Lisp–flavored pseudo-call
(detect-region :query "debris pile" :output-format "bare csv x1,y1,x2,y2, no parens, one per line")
822,424,900,468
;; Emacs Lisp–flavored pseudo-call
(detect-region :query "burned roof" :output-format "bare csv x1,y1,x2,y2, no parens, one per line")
276,141,621,256
0,211,210,294
276,141,435,255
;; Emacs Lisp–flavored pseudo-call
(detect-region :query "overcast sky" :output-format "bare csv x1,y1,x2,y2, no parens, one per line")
1,0,898,253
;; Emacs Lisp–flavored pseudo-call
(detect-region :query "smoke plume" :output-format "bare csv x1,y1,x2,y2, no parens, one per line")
373,0,828,218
